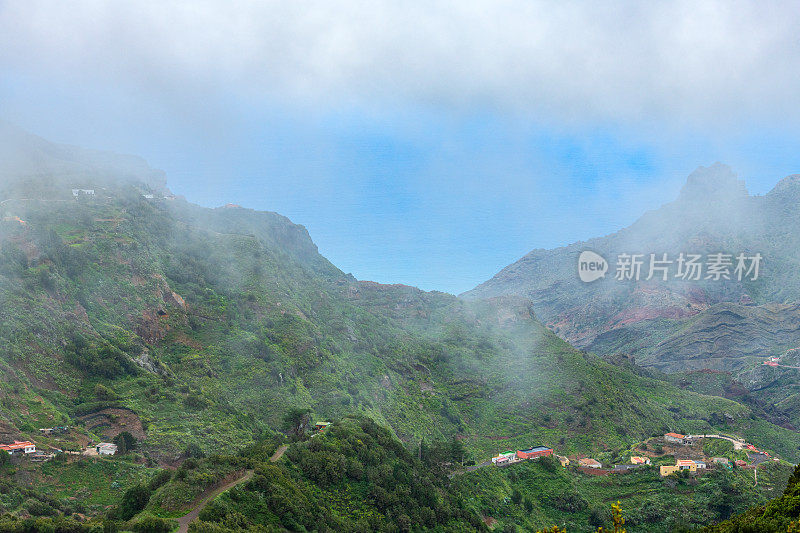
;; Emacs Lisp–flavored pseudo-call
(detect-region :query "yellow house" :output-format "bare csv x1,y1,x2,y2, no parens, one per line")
556,455,570,467
660,465,679,476
660,460,698,476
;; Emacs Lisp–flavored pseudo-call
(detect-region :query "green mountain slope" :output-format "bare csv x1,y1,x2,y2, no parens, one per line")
702,463,800,532
0,129,798,529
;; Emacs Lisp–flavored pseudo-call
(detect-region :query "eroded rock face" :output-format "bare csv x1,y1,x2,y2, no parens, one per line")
677,163,748,204
133,350,161,374
167,291,186,310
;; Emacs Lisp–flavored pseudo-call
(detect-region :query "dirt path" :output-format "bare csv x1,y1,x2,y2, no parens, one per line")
174,445,288,532
175,470,254,533
270,444,288,462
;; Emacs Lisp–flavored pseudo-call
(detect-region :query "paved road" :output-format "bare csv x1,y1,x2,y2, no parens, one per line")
464,460,492,472
175,470,254,533
700,434,747,450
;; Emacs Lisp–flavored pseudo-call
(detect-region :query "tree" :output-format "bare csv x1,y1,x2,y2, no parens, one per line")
94,383,116,401
185,442,205,459
283,407,312,438
113,431,137,454
116,484,151,520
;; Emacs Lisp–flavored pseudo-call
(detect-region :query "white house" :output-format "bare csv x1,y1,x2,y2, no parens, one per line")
96,442,118,455
72,189,95,197
0,441,36,455
664,432,690,445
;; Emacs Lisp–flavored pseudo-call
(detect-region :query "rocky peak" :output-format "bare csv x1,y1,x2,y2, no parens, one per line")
766,174,800,200
677,163,748,204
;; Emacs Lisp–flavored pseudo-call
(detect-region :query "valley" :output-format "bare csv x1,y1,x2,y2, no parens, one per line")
0,128,798,531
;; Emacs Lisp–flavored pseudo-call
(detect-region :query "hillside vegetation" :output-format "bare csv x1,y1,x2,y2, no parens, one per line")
0,129,798,530
1,142,794,466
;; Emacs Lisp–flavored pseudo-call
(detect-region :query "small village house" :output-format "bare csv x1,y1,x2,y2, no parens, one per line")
556,455,570,467
0,441,36,455
71,189,95,197
712,457,730,465
38,427,68,436
661,459,700,476
660,465,679,476
630,456,651,465
492,451,516,465
664,432,691,445
578,458,602,468
96,442,118,455
516,446,553,460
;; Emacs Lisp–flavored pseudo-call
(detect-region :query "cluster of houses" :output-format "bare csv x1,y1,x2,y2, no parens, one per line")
656,432,776,476
485,431,777,479
491,446,559,466
1,438,118,462
69,188,174,201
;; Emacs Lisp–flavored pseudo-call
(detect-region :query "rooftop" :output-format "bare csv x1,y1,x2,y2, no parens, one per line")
0,441,34,451
519,446,552,453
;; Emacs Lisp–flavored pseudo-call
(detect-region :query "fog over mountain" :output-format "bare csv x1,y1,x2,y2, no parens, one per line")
465,163,800,427
4,2,800,530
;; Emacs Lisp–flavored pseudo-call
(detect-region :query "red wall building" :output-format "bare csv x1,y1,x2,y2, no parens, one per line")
516,446,553,460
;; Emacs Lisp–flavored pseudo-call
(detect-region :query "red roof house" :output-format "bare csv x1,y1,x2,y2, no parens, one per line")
0,441,36,455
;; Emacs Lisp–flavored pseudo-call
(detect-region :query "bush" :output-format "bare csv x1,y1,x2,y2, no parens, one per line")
131,515,174,533
185,443,206,459
25,498,56,517
148,469,172,492
114,484,151,521
93,383,117,401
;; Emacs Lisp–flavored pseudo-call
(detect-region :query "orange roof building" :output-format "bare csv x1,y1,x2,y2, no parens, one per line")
0,441,36,455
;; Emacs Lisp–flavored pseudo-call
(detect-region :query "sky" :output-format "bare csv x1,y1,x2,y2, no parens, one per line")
1,1,800,294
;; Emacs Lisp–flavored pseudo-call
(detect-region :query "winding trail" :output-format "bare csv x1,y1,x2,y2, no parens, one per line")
270,444,288,462
175,470,254,533
175,445,288,532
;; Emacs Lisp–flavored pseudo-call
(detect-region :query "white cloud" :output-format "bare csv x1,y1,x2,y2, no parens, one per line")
1,0,799,125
